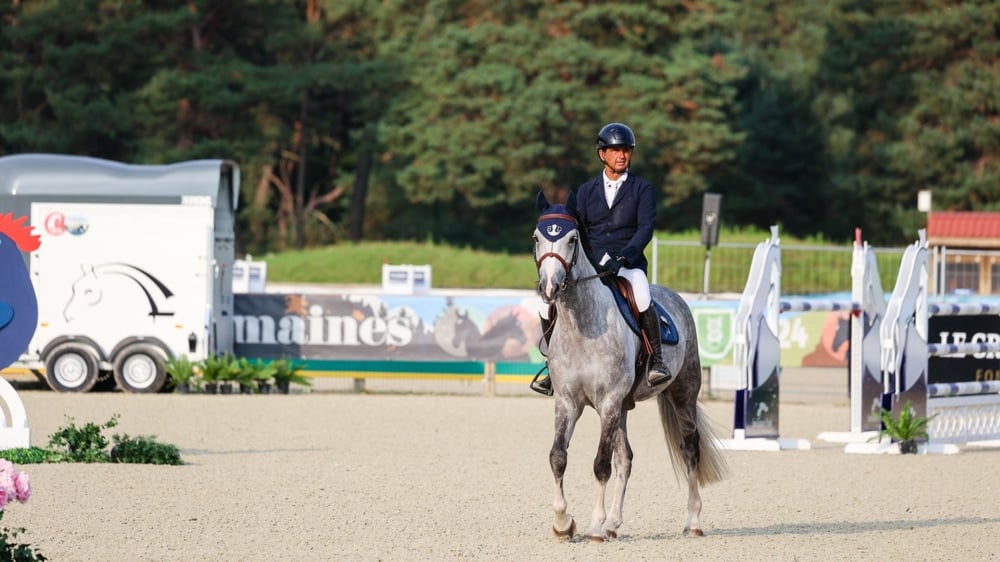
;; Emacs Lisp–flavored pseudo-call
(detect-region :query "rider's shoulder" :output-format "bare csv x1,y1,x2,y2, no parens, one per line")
576,175,603,192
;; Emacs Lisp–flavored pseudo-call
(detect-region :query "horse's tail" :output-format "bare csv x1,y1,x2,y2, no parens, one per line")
657,393,729,486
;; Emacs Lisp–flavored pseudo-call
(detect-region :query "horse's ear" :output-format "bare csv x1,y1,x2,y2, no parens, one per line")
565,191,578,214
536,191,550,213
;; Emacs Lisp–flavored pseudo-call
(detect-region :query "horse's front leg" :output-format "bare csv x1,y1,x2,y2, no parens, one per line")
585,408,622,542
603,410,632,539
550,398,581,540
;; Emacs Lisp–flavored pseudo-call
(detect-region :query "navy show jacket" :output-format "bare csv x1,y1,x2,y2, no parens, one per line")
575,172,657,274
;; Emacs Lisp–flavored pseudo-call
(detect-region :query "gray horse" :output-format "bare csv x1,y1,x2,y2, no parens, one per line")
533,193,728,541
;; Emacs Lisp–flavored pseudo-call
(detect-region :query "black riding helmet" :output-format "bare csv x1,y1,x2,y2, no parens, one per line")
596,123,636,150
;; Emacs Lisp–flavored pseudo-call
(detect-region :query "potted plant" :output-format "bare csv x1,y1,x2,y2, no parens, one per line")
252,359,277,394
877,400,938,454
270,358,311,394
216,354,240,394
165,355,198,394
234,357,255,394
199,354,230,394
234,357,274,394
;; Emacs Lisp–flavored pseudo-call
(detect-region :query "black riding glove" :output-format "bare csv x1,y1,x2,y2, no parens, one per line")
603,255,627,275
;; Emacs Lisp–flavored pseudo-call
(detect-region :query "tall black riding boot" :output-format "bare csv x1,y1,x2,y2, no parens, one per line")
640,307,672,387
529,316,554,396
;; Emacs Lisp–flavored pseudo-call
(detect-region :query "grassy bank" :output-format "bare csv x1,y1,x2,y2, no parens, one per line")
263,241,537,290
262,226,870,292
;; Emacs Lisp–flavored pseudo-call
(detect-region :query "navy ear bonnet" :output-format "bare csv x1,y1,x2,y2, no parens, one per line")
535,191,579,242
537,206,577,242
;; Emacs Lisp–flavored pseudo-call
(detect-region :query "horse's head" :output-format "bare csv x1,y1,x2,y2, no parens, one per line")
63,264,103,322
451,309,481,349
534,192,594,304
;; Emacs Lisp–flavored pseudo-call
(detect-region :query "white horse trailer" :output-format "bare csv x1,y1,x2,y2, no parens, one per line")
0,154,239,393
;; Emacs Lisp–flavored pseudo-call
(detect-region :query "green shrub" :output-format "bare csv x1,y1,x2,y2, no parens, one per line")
8,414,185,466
0,447,59,465
110,434,183,465
0,518,47,561
46,415,119,463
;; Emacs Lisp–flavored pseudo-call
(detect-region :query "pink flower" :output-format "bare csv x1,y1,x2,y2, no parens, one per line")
0,470,13,504
0,460,31,510
12,471,29,503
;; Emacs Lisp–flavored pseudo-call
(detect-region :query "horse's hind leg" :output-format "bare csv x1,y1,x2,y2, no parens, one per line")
658,390,728,538
681,427,704,537
602,410,632,539
550,399,582,540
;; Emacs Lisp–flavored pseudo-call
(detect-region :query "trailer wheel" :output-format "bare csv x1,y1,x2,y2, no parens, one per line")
44,343,100,393
113,344,167,393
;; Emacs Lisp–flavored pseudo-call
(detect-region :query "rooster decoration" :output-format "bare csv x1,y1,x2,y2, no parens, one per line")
0,213,40,370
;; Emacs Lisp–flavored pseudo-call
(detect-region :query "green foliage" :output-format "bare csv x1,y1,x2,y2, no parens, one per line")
234,357,275,391
165,355,196,384
2,1,996,253
0,447,59,465
249,359,277,383
41,414,183,465
0,514,47,561
199,354,232,384
262,227,897,294
218,354,241,383
110,434,183,466
269,358,311,388
878,400,938,444
264,240,539,289
46,415,118,463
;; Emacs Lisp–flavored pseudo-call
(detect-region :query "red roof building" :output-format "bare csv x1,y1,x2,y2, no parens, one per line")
926,211,1000,295
927,211,1000,249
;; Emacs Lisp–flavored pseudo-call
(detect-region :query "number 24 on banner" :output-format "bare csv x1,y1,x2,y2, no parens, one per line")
778,317,810,349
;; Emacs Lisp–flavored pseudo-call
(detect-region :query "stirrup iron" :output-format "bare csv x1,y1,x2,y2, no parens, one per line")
530,364,553,396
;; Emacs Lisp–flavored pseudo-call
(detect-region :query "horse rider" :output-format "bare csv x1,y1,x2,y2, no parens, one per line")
532,122,672,396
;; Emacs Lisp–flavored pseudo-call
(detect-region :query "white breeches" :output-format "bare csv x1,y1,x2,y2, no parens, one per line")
617,266,651,311
598,254,652,311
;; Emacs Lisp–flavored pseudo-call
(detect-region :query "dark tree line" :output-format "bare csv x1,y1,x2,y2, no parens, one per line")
2,0,997,252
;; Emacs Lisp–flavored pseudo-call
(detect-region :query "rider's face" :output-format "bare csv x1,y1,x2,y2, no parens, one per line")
600,146,632,177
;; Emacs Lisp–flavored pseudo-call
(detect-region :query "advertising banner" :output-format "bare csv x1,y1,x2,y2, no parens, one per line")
928,314,1000,384
233,292,546,363
233,292,847,368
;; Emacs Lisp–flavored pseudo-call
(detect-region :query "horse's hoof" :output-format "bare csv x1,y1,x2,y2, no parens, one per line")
606,530,617,540
552,520,576,540
683,527,705,537
585,534,605,543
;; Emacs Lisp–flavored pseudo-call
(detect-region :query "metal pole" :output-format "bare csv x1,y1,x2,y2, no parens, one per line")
652,236,659,285
702,247,711,298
